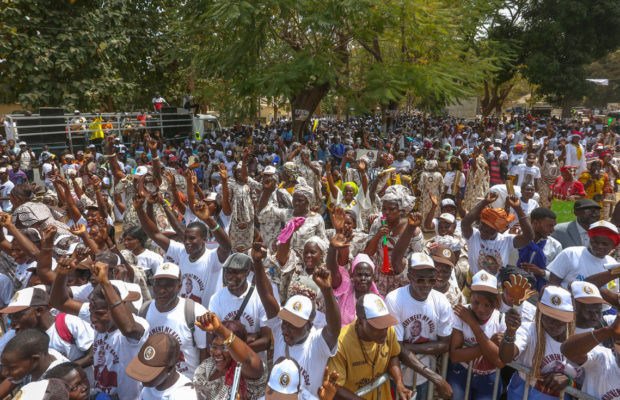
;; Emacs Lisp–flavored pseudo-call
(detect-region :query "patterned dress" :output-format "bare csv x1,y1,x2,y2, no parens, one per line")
228,177,262,250
418,170,443,229
539,159,559,209
366,218,424,296
463,155,489,212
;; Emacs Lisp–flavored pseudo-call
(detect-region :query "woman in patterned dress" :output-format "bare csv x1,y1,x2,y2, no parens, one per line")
538,149,559,209
363,185,424,296
418,160,443,231
463,148,489,212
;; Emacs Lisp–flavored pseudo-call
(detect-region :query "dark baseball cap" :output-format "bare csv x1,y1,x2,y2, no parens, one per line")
125,333,179,382
222,253,252,271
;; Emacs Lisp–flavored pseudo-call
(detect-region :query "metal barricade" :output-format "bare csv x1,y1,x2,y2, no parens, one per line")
354,354,599,400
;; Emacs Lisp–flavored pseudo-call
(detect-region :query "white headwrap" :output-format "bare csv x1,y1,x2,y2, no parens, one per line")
381,185,416,212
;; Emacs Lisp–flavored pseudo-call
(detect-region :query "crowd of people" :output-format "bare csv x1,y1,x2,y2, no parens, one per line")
0,111,619,400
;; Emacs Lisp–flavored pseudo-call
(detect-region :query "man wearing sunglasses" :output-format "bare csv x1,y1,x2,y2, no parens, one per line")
385,253,453,400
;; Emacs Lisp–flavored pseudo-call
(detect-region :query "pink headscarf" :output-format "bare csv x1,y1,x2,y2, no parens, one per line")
334,254,381,327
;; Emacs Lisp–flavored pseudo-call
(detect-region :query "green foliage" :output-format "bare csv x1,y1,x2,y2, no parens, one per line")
521,0,620,106
0,0,186,111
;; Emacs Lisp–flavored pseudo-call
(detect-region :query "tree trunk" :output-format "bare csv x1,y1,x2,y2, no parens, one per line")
291,83,330,141
561,96,573,119
383,100,399,130
481,81,514,117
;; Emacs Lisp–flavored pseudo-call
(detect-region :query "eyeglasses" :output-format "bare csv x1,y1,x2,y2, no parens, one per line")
69,379,88,392
581,208,600,215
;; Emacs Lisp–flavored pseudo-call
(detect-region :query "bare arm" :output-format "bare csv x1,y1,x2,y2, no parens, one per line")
135,195,171,251
462,192,498,240
49,257,86,315
0,214,40,258
510,197,534,248
561,317,619,365
219,164,232,216
251,244,280,319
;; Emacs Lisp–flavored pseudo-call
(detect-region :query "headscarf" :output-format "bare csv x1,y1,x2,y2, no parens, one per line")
335,253,380,327
341,182,359,197
424,160,438,171
480,207,516,233
381,184,416,212
12,202,74,238
283,162,299,181
304,235,329,255
293,184,314,204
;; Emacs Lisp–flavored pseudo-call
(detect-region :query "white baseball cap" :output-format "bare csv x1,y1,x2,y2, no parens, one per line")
278,295,313,328
266,358,301,400
438,213,456,224
588,220,619,234
570,281,608,305
470,270,498,294
441,198,456,207
356,293,398,329
152,262,181,280
110,280,141,303
409,252,435,270
226,150,233,156
206,192,218,201
263,165,277,175
538,286,574,322
0,287,49,313
18,141,26,146
16,379,69,400
132,166,148,176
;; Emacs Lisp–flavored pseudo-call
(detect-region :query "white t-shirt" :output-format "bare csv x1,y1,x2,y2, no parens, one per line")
142,298,208,378
79,303,150,400
510,163,541,186
209,283,266,334
71,280,143,310
15,261,36,289
46,314,95,362
165,241,224,307
392,159,411,172
547,246,617,289
513,322,582,390
453,308,505,374
580,345,620,399
0,273,13,308
136,249,164,273
139,374,198,400
0,180,14,212
443,171,465,194
385,287,453,385
466,228,515,274
42,162,53,184
265,317,337,395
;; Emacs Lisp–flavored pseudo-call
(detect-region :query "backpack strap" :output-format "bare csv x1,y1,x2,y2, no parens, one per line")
234,284,255,321
138,299,153,319
184,298,197,347
55,313,75,344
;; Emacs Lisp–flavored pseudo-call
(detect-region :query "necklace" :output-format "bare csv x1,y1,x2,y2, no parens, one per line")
356,324,382,381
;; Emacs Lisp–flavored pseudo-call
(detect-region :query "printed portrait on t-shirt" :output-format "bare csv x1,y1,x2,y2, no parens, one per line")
402,314,434,344
181,274,204,304
478,252,501,275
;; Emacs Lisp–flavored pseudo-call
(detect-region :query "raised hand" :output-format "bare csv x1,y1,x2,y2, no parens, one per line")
484,191,499,204
145,136,158,153
454,305,478,327
330,232,350,249
429,192,438,208
133,193,145,209
317,367,340,400
407,211,422,227
42,225,57,247
313,267,332,290
57,254,79,275
193,200,211,220
251,242,267,262
185,168,197,185
218,163,228,180
0,213,12,228
505,308,522,333
357,159,367,173
195,311,221,332
91,261,110,284
507,194,521,209
331,207,346,233
70,223,87,236
163,170,175,185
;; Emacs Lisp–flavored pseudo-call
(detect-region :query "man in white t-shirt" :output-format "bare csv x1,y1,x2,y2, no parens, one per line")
50,261,149,400
139,263,208,378
0,328,69,395
0,168,14,212
510,152,541,189
209,253,271,354
385,253,453,399
252,244,341,395
137,196,232,307
0,287,94,366
126,333,198,400
392,151,411,172
561,314,620,400
548,221,619,290
462,192,534,275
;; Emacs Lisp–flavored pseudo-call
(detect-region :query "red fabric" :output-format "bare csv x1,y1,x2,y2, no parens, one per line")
552,177,586,200
588,227,620,246
225,360,248,400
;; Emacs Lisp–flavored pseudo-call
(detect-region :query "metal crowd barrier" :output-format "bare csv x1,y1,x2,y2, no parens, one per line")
354,353,598,400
